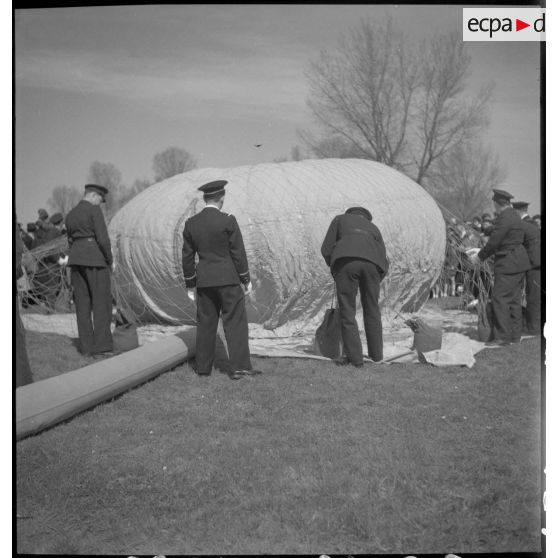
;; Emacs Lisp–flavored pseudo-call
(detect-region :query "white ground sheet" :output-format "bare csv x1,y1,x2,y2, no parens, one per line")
20,305,525,368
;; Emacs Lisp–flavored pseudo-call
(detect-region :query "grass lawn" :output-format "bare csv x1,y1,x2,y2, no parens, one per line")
16,330,543,555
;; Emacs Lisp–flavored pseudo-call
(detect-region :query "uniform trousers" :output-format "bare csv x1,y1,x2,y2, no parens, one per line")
196,284,252,375
525,267,541,335
333,258,383,363
71,266,113,355
492,271,525,343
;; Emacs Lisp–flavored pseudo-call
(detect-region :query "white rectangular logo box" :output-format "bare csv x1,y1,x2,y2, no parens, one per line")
463,7,545,41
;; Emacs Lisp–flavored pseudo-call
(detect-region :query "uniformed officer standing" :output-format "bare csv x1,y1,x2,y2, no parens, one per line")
470,189,531,345
182,180,261,380
65,184,114,357
321,206,389,365
512,201,541,335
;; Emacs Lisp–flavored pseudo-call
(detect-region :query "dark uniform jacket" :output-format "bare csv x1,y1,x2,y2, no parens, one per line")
33,220,50,247
520,216,541,269
40,227,65,265
65,200,113,267
321,212,389,278
478,206,530,274
182,206,250,289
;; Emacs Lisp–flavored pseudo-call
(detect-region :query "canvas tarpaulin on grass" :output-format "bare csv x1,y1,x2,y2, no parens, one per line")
108,158,446,330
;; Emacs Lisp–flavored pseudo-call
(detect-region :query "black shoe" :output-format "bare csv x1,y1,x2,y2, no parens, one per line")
235,369,262,376
228,371,243,380
91,350,120,359
333,357,350,366
485,340,510,347
195,372,211,377
333,357,363,368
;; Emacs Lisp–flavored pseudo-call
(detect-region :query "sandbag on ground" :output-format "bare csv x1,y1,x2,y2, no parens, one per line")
16,328,196,441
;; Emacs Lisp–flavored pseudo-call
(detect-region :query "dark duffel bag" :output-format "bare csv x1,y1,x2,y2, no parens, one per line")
112,323,139,353
314,307,343,359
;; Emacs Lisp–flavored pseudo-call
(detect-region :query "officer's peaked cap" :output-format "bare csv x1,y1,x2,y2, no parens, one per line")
50,212,64,225
345,206,372,221
492,189,514,202
198,180,227,195
84,184,109,199
512,201,529,210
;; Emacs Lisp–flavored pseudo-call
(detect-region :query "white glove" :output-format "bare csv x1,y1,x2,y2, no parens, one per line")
57,255,69,266
469,254,481,266
187,288,196,302
465,247,480,266
243,281,253,295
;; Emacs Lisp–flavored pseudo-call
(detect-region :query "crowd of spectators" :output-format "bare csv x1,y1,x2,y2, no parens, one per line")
17,208,70,312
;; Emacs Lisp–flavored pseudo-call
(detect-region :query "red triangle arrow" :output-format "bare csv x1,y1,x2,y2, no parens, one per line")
516,18,530,31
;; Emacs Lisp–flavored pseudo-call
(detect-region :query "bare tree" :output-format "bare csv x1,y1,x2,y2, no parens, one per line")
115,178,153,208
303,19,494,185
273,145,306,163
426,142,506,221
131,178,152,195
87,161,124,216
153,147,197,183
47,185,82,215
297,134,363,159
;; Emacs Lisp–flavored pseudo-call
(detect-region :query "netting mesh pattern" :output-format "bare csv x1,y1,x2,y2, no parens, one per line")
108,158,446,329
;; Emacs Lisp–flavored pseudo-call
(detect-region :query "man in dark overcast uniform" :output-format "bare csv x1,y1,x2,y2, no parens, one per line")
65,184,114,357
321,206,389,366
470,189,531,345
512,201,542,335
182,180,261,380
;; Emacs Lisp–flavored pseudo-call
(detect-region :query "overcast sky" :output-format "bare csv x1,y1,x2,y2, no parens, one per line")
14,4,541,225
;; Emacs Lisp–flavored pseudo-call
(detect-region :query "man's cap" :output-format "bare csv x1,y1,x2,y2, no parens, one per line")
345,206,372,221
481,213,492,220
492,189,514,202
38,208,48,219
198,180,227,196
26,222,37,232
84,183,109,200
50,212,63,225
512,201,529,210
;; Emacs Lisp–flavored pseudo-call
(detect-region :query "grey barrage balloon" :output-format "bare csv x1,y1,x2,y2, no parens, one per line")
109,159,446,329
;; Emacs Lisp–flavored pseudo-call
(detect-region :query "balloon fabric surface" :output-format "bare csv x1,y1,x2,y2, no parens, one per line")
108,158,446,331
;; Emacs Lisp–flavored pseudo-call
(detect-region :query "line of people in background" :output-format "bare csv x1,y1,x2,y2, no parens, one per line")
17,208,67,251
16,208,69,312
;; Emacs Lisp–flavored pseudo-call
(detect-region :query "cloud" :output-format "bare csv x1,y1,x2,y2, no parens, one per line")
16,47,310,122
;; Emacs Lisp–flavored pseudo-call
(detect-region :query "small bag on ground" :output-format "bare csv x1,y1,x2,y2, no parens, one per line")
477,298,494,342
112,308,139,353
314,307,343,359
